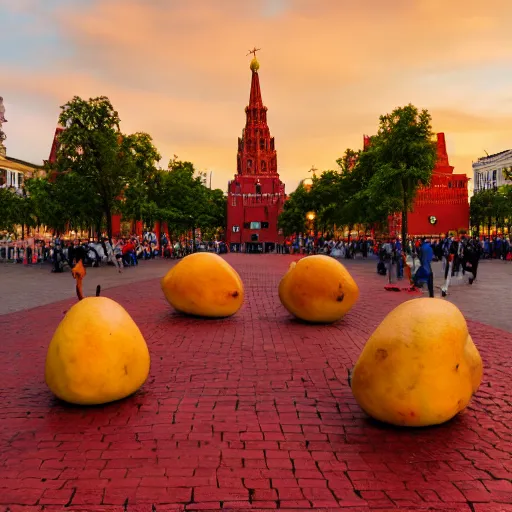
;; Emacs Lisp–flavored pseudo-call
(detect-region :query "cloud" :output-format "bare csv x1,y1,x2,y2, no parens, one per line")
2,0,512,190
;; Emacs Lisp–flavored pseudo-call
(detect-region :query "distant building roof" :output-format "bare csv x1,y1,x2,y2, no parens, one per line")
4,155,42,169
476,149,512,162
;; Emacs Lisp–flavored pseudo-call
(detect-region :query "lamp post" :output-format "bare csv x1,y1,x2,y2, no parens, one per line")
306,211,316,235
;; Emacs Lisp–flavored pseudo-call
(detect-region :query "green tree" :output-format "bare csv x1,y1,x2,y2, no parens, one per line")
470,189,497,237
500,185,512,235
364,104,437,241
0,188,23,233
278,182,314,236
57,96,134,241
121,132,162,229
26,172,99,236
142,159,226,245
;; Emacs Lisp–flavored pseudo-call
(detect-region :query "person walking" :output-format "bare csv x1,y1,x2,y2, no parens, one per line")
102,238,122,273
415,237,434,297
463,237,481,285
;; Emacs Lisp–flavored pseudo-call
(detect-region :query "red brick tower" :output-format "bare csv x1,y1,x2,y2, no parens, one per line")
226,54,286,252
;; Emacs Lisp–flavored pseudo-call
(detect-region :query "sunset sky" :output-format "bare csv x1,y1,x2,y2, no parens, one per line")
2,0,512,192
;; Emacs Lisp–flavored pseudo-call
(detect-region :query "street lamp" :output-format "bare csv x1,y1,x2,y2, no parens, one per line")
303,178,313,192
306,211,316,237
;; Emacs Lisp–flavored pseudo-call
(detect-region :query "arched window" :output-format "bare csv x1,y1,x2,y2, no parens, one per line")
260,139,265,150
247,159,252,169
261,161,267,172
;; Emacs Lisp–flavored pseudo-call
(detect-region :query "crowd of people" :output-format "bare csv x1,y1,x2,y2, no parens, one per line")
375,235,511,297
0,231,230,273
3,230,510,299
277,236,374,258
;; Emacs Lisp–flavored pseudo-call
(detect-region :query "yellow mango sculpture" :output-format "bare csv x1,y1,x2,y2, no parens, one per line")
278,255,359,323
161,253,244,317
350,298,483,427
45,262,150,405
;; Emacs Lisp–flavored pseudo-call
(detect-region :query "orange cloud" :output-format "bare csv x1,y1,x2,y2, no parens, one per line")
3,0,512,190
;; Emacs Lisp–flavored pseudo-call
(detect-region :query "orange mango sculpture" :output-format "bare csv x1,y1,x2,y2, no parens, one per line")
45,261,150,405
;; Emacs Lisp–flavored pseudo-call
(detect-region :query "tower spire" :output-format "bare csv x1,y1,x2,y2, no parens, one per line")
249,64,263,107
236,50,277,177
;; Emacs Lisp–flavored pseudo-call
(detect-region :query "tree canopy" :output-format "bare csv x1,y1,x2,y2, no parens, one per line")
470,185,512,237
0,95,226,241
279,104,437,240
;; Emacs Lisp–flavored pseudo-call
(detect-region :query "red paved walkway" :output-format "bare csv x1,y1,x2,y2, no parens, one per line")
0,254,511,511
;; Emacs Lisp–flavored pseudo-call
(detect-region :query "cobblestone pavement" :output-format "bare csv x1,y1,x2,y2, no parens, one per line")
0,254,511,511
0,258,174,315
1,256,511,332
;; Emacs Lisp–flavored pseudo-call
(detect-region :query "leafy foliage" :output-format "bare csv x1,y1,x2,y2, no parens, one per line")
364,104,437,241
279,104,437,240
0,95,226,241
470,185,512,236
56,96,135,241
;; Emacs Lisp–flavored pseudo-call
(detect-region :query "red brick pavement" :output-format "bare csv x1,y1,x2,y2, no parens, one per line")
0,254,511,511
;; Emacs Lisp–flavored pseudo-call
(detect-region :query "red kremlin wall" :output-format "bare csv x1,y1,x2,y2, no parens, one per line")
389,133,469,237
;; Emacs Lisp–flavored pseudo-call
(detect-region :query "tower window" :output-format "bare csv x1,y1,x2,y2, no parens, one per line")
260,139,265,150
247,159,252,169
261,161,266,172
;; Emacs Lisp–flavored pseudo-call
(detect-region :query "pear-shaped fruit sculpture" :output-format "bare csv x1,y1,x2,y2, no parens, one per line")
161,253,244,318
278,255,359,323
350,298,483,427
45,262,150,405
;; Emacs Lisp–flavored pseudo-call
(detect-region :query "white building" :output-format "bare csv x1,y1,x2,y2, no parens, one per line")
472,150,512,193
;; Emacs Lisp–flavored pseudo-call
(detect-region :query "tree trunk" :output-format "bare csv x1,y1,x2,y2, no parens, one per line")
96,219,102,242
21,224,25,241
105,205,113,243
401,188,408,243
401,209,408,243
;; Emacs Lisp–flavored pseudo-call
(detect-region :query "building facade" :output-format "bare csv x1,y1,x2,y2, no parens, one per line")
472,150,512,193
388,133,470,237
0,98,42,194
226,57,286,252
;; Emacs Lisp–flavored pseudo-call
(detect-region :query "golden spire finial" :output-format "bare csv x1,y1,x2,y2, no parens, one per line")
247,47,261,72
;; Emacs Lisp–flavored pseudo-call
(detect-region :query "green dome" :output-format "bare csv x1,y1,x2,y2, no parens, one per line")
250,57,260,72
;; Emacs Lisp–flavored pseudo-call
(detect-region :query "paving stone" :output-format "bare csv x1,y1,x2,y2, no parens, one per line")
0,254,511,510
